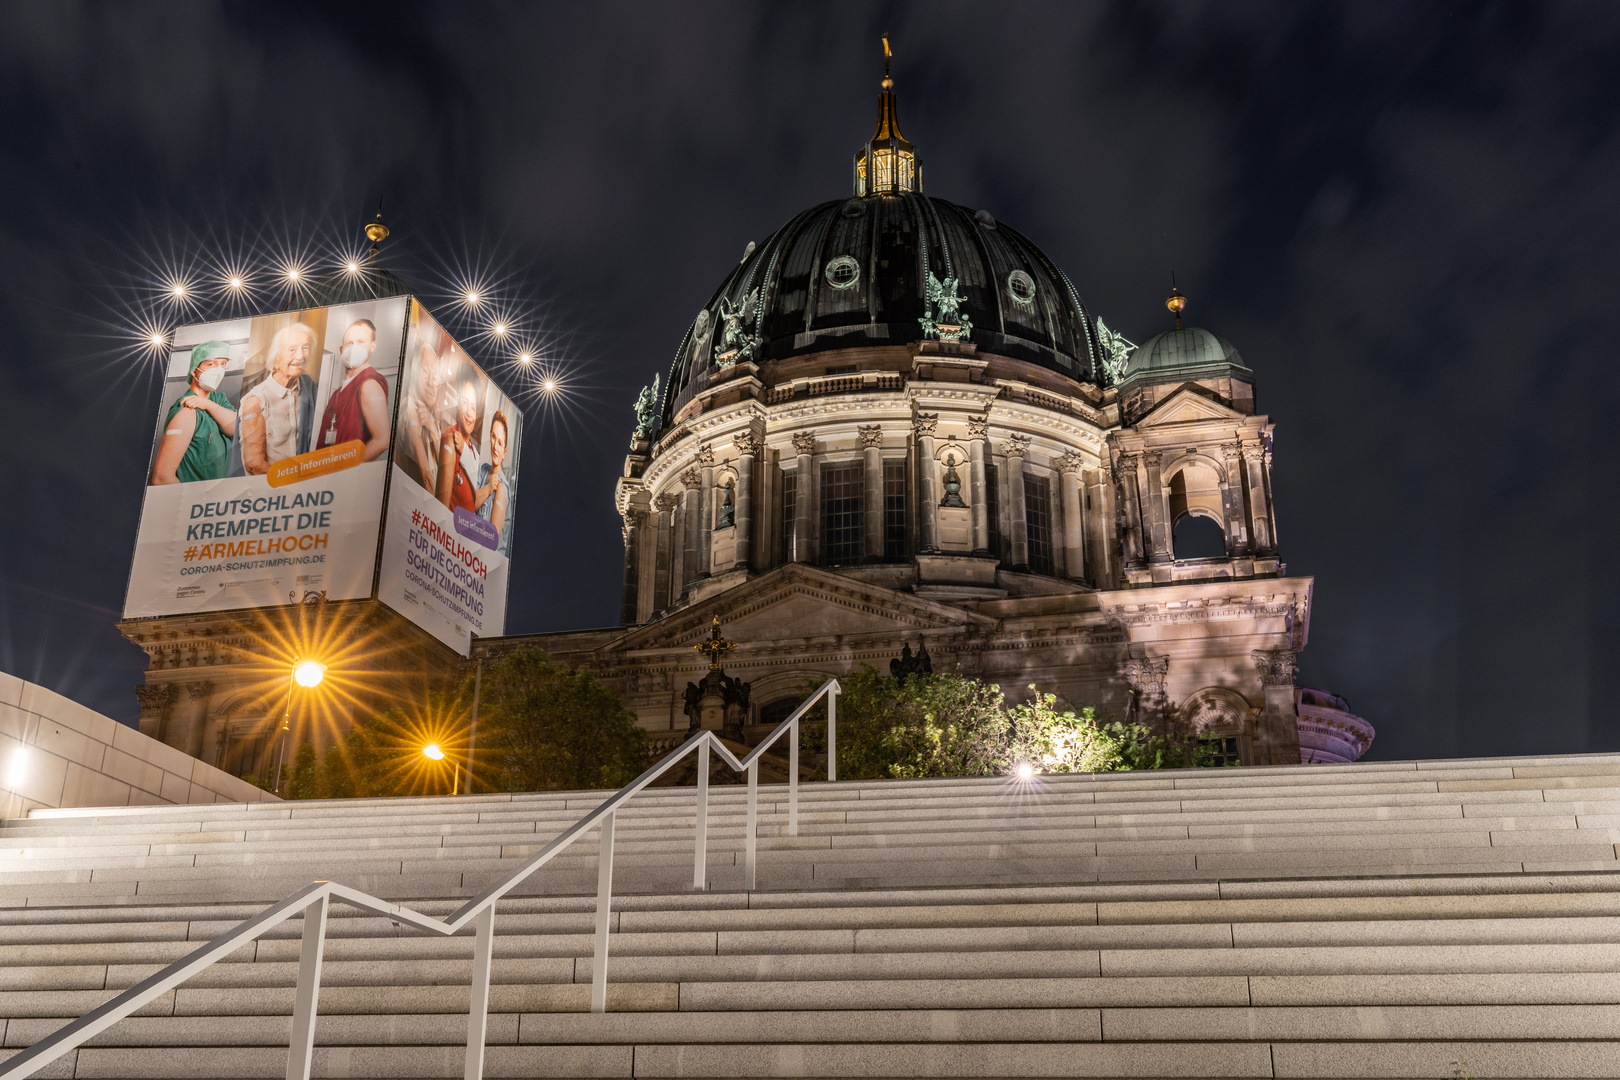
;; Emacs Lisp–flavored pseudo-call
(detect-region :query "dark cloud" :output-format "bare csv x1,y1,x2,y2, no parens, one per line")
0,2,1614,761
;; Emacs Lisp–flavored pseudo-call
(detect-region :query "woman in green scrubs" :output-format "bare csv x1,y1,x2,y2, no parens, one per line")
150,340,239,485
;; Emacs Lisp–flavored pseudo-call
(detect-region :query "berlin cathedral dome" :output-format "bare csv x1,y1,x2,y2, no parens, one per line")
574,50,1368,770
661,191,1106,426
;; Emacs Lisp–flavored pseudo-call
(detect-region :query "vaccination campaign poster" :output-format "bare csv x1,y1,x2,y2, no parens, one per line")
376,300,521,655
123,298,408,618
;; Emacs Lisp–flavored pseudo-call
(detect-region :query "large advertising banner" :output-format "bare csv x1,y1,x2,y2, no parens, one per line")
376,300,521,655
124,298,408,618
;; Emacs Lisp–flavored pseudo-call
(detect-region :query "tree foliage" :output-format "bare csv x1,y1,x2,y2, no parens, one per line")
476,647,650,792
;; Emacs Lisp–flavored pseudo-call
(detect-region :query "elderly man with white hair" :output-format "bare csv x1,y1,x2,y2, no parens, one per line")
242,321,318,474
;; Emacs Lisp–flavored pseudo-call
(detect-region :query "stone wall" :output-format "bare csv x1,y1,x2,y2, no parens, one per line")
0,670,276,818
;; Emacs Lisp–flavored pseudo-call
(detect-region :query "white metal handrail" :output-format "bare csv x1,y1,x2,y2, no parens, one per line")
0,678,841,1080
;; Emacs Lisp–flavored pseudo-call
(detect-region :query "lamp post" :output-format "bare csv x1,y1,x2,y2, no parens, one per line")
272,660,325,796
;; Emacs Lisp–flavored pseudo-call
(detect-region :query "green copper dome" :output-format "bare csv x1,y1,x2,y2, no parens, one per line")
1123,326,1249,383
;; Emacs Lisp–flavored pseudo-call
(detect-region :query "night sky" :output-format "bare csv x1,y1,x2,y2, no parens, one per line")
1,3,1615,762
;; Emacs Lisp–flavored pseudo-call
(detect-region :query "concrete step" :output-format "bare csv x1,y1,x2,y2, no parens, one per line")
8,752,1620,1077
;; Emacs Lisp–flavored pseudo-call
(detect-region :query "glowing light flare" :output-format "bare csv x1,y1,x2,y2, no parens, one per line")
423,744,445,761
492,322,508,338
463,289,482,307
168,281,189,300
293,660,326,688
283,265,304,284
344,260,361,275
1014,762,1035,781
147,331,169,350
227,275,245,291
5,747,26,789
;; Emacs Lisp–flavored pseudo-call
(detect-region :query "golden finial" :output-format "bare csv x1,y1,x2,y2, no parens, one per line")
694,616,737,671
365,201,390,259
881,34,893,90
1166,272,1187,329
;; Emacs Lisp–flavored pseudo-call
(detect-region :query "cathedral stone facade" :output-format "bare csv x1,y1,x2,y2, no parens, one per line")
484,72,1371,767
118,67,1371,777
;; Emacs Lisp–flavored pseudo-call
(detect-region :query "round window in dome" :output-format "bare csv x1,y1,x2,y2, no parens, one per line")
1007,269,1037,308
825,255,861,291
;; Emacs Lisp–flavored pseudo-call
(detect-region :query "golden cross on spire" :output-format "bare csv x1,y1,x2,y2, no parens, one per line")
882,33,893,88
694,616,736,671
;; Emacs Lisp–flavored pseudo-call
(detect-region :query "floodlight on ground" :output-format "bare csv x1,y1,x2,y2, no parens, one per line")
423,744,445,761
1014,762,1034,781
293,660,326,688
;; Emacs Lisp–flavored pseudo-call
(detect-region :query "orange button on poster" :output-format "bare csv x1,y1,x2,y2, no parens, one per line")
267,440,366,488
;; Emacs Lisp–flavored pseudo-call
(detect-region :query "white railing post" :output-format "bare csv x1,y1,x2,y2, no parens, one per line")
286,892,328,1080
827,684,838,782
745,760,759,890
788,717,799,837
590,809,616,1014
463,904,495,1080
693,737,710,890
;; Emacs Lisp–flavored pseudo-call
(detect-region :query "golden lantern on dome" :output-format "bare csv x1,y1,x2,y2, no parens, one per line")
853,35,921,196
1166,277,1188,329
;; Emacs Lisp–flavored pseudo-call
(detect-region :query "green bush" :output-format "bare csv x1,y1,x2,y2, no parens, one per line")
830,667,1011,780
825,668,1221,780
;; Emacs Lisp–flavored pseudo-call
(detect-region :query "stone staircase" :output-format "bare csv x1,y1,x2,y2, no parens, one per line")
4,753,1620,1077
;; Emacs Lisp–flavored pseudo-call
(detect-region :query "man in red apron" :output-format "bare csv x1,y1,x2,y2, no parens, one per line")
317,317,390,460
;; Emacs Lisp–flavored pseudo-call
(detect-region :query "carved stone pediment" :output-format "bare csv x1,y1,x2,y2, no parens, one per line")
612,563,994,654
1133,386,1246,428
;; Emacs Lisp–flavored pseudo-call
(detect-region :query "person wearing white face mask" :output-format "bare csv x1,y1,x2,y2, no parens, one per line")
242,321,318,474
316,318,390,461
151,340,238,485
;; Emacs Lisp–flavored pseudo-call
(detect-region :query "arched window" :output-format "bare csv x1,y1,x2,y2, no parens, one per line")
1173,513,1227,560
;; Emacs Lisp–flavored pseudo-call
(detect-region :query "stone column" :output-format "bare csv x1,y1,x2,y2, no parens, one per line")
791,432,815,563
859,425,884,560
679,467,701,594
914,413,940,553
1250,649,1303,765
1263,445,1281,552
1243,445,1274,554
696,444,716,578
1219,443,1248,554
1058,451,1086,583
620,508,645,625
1115,453,1146,568
1123,657,1170,738
1004,434,1030,570
1143,451,1171,563
733,431,761,570
670,500,687,599
968,415,990,554
1085,468,1112,585
182,681,213,759
135,683,175,741
653,492,677,612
